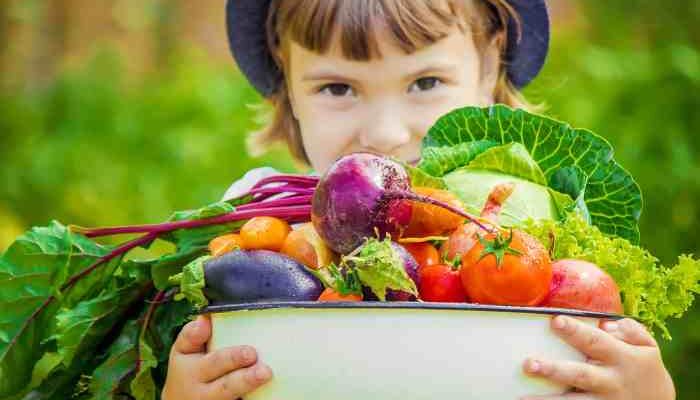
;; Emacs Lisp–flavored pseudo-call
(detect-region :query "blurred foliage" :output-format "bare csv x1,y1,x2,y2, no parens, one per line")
0,0,699,397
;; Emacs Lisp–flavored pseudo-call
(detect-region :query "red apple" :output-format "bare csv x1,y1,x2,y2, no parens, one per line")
540,259,623,314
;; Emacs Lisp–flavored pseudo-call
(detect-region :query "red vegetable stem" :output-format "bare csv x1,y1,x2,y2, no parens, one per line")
390,191,493,233
251,175,319,190
60,232,159,291
73,205,312,238
249,187,315,196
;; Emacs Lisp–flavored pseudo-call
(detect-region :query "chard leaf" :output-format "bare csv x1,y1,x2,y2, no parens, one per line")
150,246,207,290
523,213,700,339
346,239,417,301
417,140,496,177
53,261,152,367
0,222,123,397
422,105,642,243
466,143,547,185
87,320,141,399
170,256,210,309
167,201,236,222
129,339,157,400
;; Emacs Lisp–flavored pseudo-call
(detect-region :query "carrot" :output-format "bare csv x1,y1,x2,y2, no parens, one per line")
317,288,363,302
404,187,465,237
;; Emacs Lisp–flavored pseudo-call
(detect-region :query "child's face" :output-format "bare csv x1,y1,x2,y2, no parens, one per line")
286,25,498,173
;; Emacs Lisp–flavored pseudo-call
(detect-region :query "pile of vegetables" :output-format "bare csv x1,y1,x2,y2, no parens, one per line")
1,105,699,399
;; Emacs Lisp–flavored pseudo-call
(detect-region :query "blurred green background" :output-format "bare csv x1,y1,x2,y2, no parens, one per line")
0,0,698,397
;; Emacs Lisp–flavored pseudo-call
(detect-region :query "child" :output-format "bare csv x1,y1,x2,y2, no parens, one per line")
162,1,676,399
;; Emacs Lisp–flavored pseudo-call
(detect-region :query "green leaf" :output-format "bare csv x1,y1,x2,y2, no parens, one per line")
550,166,591,223
345,239,418,301
417,140,496,177
402,162,447,190
422,105,643,243
170,256,210,309
52,261,152,367
129,339,157,400
87,320,141,399
466,143,547,185
150,246,207,290
0,222,122,397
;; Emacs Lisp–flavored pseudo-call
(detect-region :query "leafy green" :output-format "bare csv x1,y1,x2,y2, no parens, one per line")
0,222,124,397
345,238,418,301
467,143,547,185
170,256,210,309
417,140,496,177
523,213,700,339
444,169,573,225
401,162,447,190
421,105,643,243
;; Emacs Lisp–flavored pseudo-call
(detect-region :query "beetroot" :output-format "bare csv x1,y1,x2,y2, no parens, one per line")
540,259,623,314
312,153,487,254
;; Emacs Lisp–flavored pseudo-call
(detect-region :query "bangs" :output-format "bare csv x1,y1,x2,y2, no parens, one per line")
273,0,487,61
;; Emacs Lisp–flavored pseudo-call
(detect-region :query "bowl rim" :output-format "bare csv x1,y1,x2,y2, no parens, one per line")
202,301,625,320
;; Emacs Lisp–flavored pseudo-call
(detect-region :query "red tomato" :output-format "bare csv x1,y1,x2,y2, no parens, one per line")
419,264,467,302
460,229,552,306
402,242,440,270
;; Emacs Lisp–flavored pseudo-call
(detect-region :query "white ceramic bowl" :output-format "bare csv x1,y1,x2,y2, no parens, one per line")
206,302,621,400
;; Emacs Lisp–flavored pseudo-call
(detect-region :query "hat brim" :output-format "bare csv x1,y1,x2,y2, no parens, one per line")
226,0,549,97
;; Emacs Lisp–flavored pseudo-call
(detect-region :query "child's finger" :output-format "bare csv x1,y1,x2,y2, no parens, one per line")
600,318,657,347
522,357,616,393
203,362,273,400
550,315,623,363
198,345,258,382
172,315,211,355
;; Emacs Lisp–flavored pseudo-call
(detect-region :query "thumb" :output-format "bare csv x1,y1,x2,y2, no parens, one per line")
172,315,212,355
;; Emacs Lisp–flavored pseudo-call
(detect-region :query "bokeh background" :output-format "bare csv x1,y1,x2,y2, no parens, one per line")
0,0,698,397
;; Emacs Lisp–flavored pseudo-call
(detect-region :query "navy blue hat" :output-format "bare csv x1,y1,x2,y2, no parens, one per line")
226,0,549,97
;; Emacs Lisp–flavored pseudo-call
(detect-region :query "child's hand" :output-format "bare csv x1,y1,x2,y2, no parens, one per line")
162,315,273,400
521,315,675,400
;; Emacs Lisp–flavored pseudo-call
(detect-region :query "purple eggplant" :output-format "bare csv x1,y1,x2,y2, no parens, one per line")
204,250,323,305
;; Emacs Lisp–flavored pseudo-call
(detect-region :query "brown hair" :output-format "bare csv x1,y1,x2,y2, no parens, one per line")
248,0,536,164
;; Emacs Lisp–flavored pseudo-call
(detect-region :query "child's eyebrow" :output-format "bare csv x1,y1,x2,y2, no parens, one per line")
404,64,459,81
302,70,360,85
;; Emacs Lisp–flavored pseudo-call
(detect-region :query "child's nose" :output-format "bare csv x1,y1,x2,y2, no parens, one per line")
358,105,412,154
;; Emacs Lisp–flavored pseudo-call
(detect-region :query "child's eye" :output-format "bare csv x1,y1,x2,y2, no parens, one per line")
408,77,443,93
319,83,356,97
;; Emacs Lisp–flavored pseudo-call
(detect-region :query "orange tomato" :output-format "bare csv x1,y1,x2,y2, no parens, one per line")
208,233,244,257
460,229,552,306
240,216,291,252
402,242,440,270
404,187,465,237
317,288,363,302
